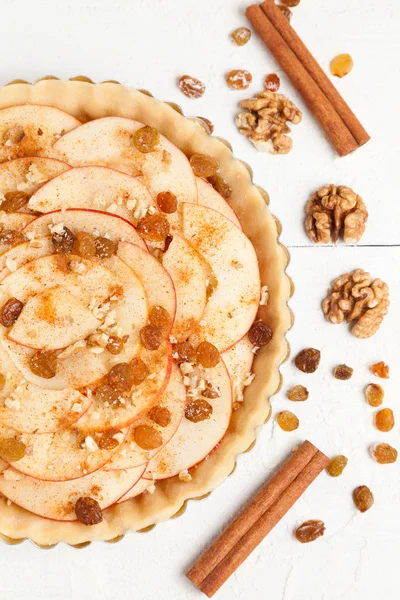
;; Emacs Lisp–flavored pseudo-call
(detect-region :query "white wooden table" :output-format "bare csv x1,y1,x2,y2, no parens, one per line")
0,1,399,599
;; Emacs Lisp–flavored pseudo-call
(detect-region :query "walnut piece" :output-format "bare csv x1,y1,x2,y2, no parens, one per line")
235,90,302,155
305,184,368,244
322,269,389,339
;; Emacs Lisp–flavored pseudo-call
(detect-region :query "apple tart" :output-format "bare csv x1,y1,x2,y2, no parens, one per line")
0,80,291,546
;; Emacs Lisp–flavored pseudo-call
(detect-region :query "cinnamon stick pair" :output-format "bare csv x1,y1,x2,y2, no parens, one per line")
246,1,370,156
186,440,329,597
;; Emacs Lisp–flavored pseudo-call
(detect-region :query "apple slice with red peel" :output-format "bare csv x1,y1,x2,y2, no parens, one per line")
0,423,128,482
0,105,80,162
9,286,101,351
0,157,70,197
0,458,145,521
162,234,207,341
0,213,36,256
0,238,54,281
182,204,260,351
23,208,147,251
105,363,186,470
53,117,198,220
117,241,176,330
196,178,241,228
222,338,255,404
58,255,148,388
28,165,154,223
117,475,151,503
144,359,232,480
79,341,173,432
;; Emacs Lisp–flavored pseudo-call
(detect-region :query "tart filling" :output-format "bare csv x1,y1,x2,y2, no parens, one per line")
0,103,266,528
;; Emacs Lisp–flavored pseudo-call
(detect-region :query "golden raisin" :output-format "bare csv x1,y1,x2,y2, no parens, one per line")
95,236,117,258
371,361,389,379
264,73,281,92
294,348,320,373
197,117,214,134
137,214,170,242
334,364,353,380
185,399,213,423
189,154,219,178
226,69,252,90
295,520,325,543
133,425,163,450
4,125,25,145
196,341,220,368
30,350,58,379
173,341,196,364
178,75,206,99
375,408,394,432
326,455,348,477
0,298,23,327
0,228,25,246
75,497,103,525
149,405,171,427
277,410,299,432
208,175,231,198
108,363,135,392
0,373,5,392
157,191,178,214
133,126,160,153
140,325,163,350
287,385,308,402
52,226,75,254
106,335,124,355
282,0,300,5
0,438,26,462
95,384,120,404
129,358,150,385
231,27,251,46
202,381,220,399
73,231,96,258
149,306,171,332
97,431,120,450
353,485,374,512
365,383,384,407
248,320,272,347
330,54,353,78
277,5,292,20
1,191,29,213
371,443,398,464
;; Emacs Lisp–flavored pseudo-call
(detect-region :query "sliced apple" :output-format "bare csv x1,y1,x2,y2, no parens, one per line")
0,238,54,281
28,165,154,223
117,241,176,329
0,157,70,197
23,208,147,250
117,475,151,503
78,341,173,431
104,363,186,470
144,359,232,480
222,338,255,403
196,177,241,228
0,422,128,482
0,213,36,256
0,459,145,520
53,117,198,223
182,204,260,351
0,105,80,162
162,234,207,340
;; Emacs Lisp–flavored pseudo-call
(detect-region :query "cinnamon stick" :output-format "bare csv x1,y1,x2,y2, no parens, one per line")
186,441,329,597
260,0,370,147
245,5,368,156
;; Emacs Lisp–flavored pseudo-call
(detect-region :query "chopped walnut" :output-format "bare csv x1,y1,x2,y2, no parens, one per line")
322,269,389,339
235,90,302,155
305,184,368,244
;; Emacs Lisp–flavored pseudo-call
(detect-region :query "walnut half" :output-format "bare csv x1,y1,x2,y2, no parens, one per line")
322,269,389,339
305,184,368,244
235,90,302,155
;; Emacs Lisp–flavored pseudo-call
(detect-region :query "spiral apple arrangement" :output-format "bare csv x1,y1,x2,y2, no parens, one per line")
0,105,263,525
